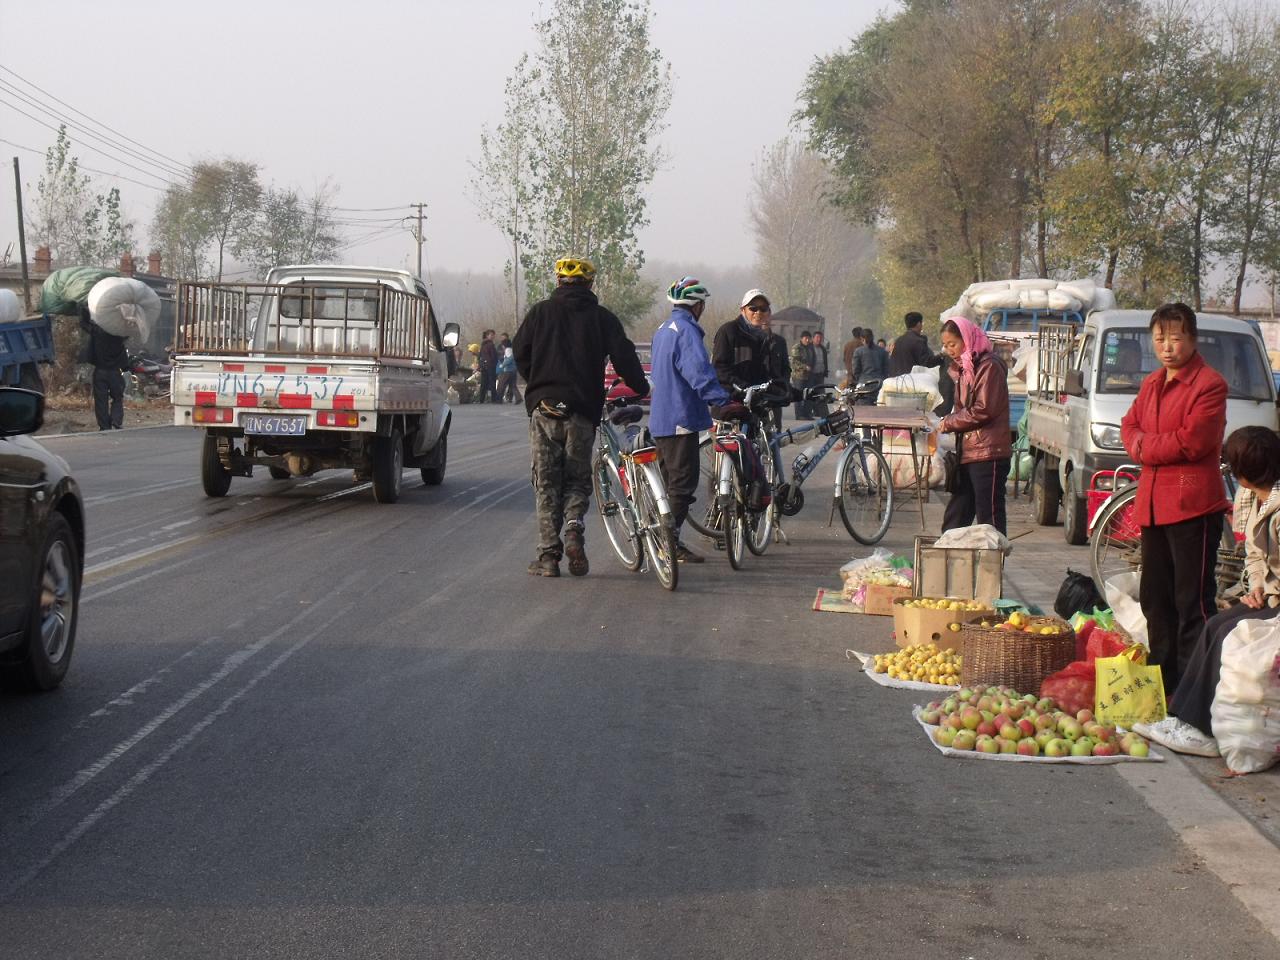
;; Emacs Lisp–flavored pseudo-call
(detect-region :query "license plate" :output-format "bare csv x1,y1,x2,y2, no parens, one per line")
242,414,307,436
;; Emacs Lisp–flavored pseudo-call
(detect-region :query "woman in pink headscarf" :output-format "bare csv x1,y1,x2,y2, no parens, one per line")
937,316,1011,533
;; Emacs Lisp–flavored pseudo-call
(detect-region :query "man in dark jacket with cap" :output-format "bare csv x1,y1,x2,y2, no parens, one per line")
513,256,648,578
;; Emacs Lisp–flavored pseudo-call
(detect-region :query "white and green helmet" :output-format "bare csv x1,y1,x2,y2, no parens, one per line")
666,276,710,306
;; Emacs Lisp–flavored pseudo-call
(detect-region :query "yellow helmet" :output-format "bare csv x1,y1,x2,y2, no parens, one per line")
468,342,481,354
555,257,596,280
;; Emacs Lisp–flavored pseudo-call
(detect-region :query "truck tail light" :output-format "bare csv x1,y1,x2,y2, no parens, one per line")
193,407,233,424
317,411,359,428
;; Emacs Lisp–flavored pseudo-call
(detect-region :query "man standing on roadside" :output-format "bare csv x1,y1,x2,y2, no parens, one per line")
478,329,500,403
890,312,939,377
809,330,831,418
790,330,815,419
850,328,890,404
649,277,733,564
514,257,648,578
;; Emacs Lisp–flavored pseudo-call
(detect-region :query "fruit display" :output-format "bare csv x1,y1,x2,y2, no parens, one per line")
872,644,962,685
917,685,1152,759
970,610,1064,636
898,598,989,612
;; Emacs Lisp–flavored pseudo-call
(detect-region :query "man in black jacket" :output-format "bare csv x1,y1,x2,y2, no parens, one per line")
889,312,938,377
513,257,648,578
80,303,130,430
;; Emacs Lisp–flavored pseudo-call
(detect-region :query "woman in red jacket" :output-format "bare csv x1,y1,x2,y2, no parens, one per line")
1119,302,1229,695
938,317,1011,534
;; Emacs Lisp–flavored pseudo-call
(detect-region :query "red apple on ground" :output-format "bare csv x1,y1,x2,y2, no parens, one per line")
977,720,999,738
921,709,942,725
999,722,1022,742
1044,739,1072,758
1058,718,1084,741
1017,739,1041,757
1070,738,1094,757
1092,741,1119,757
935,726,957,747
952,730,977,751
926,700,942,711
977,696,996,712
1076,708,1094,724
1126,738,1150,758
1016,718,1037,738
947,713,965,731
1034,714,1057,732
976,736,1001,754
1034,728,1058,749
999,738,1019,754
1036,697,1055,713
961,707,983,731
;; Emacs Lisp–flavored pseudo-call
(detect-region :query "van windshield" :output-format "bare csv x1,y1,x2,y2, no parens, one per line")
1096,327,1272,401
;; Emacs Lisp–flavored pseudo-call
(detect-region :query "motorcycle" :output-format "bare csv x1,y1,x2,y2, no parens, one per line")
128,351,172,398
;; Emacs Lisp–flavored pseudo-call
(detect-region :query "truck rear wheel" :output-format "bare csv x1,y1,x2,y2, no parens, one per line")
1031,457,1060,526
268,466,291,480
201,433,232,497
1063,471,1088,545
420,432,446,486
372,428,403,503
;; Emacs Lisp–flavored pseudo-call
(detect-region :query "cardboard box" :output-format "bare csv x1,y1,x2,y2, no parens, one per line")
913,536,1004,603
863,583,912,616
893,597,995,648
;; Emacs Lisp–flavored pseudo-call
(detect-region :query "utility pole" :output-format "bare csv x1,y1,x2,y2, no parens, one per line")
13,157,31,312
410,203,428,281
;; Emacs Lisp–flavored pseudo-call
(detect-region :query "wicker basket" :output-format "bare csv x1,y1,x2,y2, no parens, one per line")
958,615,1076,693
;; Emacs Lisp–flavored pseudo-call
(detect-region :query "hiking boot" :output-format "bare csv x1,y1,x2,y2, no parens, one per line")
675,542,704,564
564,527,589,576
527,554,560,577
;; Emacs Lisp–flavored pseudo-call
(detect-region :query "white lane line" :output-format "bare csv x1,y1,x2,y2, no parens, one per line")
1116,752,1280,941
83,478,199,506
0,603,349,903
84,535,203,578
17,598,339,835
82,554,201,604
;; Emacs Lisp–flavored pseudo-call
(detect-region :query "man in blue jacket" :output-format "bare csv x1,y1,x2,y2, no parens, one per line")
650,277,736,563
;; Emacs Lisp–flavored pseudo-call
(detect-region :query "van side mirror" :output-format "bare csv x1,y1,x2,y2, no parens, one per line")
1063,369,1085,397
441,323,460,349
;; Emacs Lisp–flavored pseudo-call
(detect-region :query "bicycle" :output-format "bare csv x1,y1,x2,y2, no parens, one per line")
688,381,895,549
591,395,679,590
1088,462,1245,601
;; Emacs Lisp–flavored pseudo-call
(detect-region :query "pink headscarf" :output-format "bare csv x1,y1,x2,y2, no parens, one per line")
945,316,993,386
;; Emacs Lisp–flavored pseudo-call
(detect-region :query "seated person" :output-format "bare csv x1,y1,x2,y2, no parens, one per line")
1101,338,1143,391
1134,426,1280,756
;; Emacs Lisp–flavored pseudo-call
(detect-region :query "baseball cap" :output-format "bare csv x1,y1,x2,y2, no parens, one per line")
740,288,770,308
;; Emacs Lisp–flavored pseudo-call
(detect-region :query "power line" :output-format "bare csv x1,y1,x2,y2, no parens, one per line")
0,78,191,181
0,97,179,188
331,205,410,213
0,63,193,175
0,135,167,193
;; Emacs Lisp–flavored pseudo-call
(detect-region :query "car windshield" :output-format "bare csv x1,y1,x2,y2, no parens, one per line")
1095,327,1272,401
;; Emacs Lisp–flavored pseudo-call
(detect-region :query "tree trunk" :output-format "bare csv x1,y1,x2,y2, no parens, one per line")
1036,208,1048,278
1105,247,1119,289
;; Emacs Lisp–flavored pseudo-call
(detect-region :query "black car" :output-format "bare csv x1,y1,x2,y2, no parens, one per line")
0,387,84,691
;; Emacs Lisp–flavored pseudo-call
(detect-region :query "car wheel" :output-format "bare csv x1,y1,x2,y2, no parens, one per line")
5,513,80,692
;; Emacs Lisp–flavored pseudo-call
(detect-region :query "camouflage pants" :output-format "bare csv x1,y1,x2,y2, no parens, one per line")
529,410,596,559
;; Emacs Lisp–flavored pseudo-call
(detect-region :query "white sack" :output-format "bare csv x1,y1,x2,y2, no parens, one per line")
87,277,160,341
973,289,1021,311
0,289,20,325
1092,286,1118,311
1211,616,1280,774
941,298,977,322
1008,278,1058,291
1046,290,1083,312
1011,338,1039,383
1104,571,1148,648
963,280,1011,299
1056,278,1096,303
1020,289,1051,310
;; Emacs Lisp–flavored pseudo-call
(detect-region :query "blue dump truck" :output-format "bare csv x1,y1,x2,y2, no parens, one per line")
0,311,55,392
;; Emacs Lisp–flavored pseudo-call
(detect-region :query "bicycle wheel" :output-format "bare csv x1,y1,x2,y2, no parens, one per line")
725,471,748,570
686,434,722,538
746,435,777,556
836,441,894,545
1089,485,1140,596
593,453,643,571
635,468,678,591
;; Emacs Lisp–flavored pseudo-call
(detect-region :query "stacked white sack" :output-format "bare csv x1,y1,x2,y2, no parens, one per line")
939,277,1118,321
0,289,21,325
87,277,160,341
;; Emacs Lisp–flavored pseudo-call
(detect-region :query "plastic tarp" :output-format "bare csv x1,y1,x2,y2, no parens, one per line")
37,266,119,316
87,277,160,341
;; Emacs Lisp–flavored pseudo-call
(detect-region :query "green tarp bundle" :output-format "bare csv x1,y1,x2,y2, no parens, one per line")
38,266,119,316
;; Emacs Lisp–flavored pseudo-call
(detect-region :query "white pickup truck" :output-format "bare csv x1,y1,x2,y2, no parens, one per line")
172,265,459,503
1025,310,1278,544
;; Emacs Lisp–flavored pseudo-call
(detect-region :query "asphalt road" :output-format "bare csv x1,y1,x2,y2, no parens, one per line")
1,404,1276,959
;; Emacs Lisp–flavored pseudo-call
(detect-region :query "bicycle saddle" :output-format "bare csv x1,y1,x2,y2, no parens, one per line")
609,405,645,426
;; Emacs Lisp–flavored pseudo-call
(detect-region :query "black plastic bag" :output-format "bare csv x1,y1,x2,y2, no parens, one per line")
1054,569,1104,620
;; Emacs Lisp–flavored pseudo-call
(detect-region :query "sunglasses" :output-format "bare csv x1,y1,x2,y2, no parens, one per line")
745,304,771,314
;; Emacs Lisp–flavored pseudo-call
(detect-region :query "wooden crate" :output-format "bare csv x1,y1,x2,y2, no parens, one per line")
913,536,1004,603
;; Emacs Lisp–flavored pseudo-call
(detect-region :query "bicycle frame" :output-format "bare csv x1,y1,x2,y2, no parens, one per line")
597,411,674,564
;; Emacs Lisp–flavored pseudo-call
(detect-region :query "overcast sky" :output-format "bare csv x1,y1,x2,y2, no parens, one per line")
0,0,886,280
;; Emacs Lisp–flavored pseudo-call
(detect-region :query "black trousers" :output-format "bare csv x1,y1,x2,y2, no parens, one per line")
479,368,498,403
1171,601,1277,737
92,367,124,429
942,457,1010,534
653,433,700,536
1139,513,1223,697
